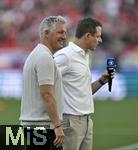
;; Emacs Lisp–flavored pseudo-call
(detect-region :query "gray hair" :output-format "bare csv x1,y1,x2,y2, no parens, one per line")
39,16,66,40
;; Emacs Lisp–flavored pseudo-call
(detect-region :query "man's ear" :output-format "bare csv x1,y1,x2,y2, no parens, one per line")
45,30,49,38
84,33,92,39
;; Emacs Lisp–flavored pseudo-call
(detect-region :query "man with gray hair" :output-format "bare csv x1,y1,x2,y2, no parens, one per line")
20,16,67,149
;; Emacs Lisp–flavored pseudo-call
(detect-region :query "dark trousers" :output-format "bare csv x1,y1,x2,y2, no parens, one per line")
24,128,63,150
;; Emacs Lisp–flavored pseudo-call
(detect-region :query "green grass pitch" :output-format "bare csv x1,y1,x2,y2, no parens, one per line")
0,98,138,150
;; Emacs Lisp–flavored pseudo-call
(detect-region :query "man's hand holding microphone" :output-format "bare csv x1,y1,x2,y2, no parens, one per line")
98,58,116,92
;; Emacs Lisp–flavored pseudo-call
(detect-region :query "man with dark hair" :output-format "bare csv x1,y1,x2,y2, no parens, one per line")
75,17,102,38
54,17,115,150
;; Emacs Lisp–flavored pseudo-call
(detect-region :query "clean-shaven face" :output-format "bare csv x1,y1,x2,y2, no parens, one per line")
89,26,102,51
48,22,67,51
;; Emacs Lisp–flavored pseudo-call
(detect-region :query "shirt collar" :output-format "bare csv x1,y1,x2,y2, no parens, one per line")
69,42,86,56
38,43,53,57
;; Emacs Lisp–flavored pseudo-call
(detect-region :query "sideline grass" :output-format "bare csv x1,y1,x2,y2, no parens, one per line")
0,98,138,149
93,98,138,150
0,98,20,125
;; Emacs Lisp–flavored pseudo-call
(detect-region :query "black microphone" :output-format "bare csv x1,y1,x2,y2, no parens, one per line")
106,58,116,92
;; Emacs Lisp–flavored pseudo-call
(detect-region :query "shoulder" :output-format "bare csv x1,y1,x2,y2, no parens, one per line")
55,47,68,56
34,46,53,60
54,45,73,58
34,50,54,70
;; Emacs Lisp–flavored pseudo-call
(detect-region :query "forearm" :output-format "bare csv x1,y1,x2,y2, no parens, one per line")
91,79,106,95
92,70,115,95
42,94,61,127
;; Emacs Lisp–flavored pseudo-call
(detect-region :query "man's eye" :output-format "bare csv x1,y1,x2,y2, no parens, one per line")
58,31,63,34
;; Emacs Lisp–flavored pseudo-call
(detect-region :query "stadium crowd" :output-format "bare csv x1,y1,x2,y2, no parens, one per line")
0,0,138,70
0,0,137,99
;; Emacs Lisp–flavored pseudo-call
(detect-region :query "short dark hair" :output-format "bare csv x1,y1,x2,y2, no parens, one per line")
75,17,102,38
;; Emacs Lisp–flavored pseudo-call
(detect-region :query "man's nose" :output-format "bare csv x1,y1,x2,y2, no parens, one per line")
63,32,67,39
99,37,102,43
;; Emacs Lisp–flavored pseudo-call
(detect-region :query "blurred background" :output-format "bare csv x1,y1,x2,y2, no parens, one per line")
0,0,138,149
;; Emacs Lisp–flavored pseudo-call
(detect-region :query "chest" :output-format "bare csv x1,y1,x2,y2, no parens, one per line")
69,56,91,78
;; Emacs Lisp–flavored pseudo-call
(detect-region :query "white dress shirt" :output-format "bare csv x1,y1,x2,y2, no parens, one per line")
54,42,94,115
